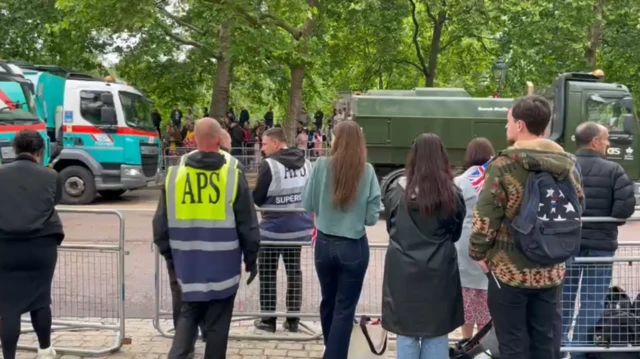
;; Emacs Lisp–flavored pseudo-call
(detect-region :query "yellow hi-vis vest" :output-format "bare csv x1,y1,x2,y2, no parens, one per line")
165,153,240,301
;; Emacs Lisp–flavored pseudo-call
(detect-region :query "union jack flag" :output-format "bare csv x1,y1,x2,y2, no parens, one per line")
468,161,490,193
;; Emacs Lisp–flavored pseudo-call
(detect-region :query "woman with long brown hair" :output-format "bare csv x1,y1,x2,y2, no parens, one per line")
303,120,381,359
381,133,465,359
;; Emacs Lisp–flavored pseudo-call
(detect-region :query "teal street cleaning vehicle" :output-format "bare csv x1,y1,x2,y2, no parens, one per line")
0,61,50,166
11,63,161,204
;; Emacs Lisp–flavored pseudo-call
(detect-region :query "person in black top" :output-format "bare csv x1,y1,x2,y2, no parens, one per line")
264,108,274,129
170,104,183,128
0,130,64,359
561,121,636,358
152,109,162,137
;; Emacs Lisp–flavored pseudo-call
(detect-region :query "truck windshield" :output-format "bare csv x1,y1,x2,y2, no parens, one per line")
587,95,635,134
119,91,154,130
0,80,39,123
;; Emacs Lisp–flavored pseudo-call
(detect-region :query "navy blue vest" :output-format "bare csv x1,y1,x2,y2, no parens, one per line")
165,155,241,302
260,157,314,243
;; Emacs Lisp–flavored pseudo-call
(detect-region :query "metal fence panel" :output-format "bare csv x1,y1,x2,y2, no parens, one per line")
153,209,640,354
14,209,126,356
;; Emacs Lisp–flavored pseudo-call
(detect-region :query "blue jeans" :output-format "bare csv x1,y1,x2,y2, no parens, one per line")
561,249,614,359
396,335,449,359
314,231,369,359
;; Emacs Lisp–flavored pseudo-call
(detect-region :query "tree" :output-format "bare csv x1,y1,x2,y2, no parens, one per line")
56,0,235,119
219,0,320,141
0,0,105,72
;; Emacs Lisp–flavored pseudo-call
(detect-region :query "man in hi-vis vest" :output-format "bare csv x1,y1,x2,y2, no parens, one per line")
252,127,314,333
153,117,260,359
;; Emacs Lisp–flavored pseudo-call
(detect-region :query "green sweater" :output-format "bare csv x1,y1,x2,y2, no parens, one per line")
303,157,381,239
469,139,584,289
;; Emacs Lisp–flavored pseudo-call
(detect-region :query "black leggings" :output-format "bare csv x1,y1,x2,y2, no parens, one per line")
0,306,52,359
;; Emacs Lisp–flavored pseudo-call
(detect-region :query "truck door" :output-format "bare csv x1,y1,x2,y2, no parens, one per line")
67,90,124,167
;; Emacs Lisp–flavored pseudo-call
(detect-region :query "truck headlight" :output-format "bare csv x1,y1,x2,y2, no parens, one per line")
124,168,141,177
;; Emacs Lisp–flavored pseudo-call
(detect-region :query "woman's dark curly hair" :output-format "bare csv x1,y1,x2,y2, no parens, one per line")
12,130,45,155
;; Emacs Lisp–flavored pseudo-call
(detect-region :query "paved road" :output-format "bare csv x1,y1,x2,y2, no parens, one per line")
54,189,640,322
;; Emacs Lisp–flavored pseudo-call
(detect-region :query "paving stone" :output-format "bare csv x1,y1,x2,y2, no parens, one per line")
10,318,401,358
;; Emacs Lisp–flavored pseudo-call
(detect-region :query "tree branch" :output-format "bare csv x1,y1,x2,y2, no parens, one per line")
222,1,303,40
408,0,430,83
440,35,463,52
394,59,423,72
155,21,206,49
155,5,204,35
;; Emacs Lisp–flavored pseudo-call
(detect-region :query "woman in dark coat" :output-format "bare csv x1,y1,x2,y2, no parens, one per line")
381,133,466,359
0,130,64,359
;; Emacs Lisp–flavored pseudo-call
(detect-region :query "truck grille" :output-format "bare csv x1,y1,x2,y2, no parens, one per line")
140,143,159,177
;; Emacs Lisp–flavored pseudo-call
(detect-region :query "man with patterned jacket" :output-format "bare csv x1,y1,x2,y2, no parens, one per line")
469,95,584,359
252,127,314,333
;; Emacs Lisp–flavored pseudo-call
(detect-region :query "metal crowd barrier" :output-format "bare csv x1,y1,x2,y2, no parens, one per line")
152,209,640,355
160,145,326,177
15,209,126,356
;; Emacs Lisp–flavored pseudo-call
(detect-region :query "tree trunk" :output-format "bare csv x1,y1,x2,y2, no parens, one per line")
210,20,232,121
426,12,446,87
586,0,604,69
285,65,305,146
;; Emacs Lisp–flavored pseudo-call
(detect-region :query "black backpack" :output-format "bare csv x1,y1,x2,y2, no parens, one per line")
589,288,640,359
505,171,582,265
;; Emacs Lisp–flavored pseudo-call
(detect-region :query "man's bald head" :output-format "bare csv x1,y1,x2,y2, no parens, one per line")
575,121,610,156
194,117,223,151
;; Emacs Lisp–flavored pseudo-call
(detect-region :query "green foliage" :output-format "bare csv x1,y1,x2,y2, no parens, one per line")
2,0,640,120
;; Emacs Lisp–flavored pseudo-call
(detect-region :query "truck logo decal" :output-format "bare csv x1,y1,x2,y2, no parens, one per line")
64,111,73,123
625,147,634,161
477,107,509,112
607,147,621,156
91,134,114,146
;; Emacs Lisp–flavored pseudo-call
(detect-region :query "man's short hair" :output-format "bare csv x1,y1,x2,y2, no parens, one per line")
575,121,602,148
511,95,552,136
263,127,287,143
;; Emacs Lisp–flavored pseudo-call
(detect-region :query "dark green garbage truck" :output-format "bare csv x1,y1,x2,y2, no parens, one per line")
349,72,640,200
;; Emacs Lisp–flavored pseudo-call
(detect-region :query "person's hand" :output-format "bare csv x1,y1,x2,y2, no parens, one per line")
245,263,258,285
476,260,490,274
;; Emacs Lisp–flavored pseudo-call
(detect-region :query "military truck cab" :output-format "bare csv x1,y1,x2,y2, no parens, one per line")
540,73,640,200
352,73,640,199
16,64,161,204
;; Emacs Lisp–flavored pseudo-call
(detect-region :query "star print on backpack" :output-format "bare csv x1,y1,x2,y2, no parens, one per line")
505,171,582,265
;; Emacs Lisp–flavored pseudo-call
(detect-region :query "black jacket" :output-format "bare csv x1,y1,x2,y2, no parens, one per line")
0,155,64,243
381,179,465,337
252,148,306,207
152,151,260,270
228,123,245,148
576,149,636,252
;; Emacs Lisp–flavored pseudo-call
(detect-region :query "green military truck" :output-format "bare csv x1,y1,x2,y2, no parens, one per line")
350,73,640,199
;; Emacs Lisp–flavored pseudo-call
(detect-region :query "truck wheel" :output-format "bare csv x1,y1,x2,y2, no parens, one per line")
380,168,406,197
98,190,126,200
59,166,97,205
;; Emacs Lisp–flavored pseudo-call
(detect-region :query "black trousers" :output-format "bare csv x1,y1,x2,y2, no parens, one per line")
168,295,236,359
488,275,562,359
258,245,302,323
167,263,204,348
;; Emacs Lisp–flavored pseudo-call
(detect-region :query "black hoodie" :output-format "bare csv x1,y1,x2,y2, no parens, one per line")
152,151,260,270
253,148,307,207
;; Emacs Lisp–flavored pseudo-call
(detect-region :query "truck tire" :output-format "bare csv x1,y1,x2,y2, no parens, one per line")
98,190,126,200
380,168,405,197
59,166,97,205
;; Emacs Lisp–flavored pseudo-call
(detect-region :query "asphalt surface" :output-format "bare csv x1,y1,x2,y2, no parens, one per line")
53,188,640,321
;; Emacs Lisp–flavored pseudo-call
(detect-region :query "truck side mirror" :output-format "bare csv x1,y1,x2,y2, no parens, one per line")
623,114,636,135
621,97,634,111
101,93,114,106
101,107,117,125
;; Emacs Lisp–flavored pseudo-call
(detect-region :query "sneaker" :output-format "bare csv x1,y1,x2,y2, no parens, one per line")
37,346,56,359
254,319,276,333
